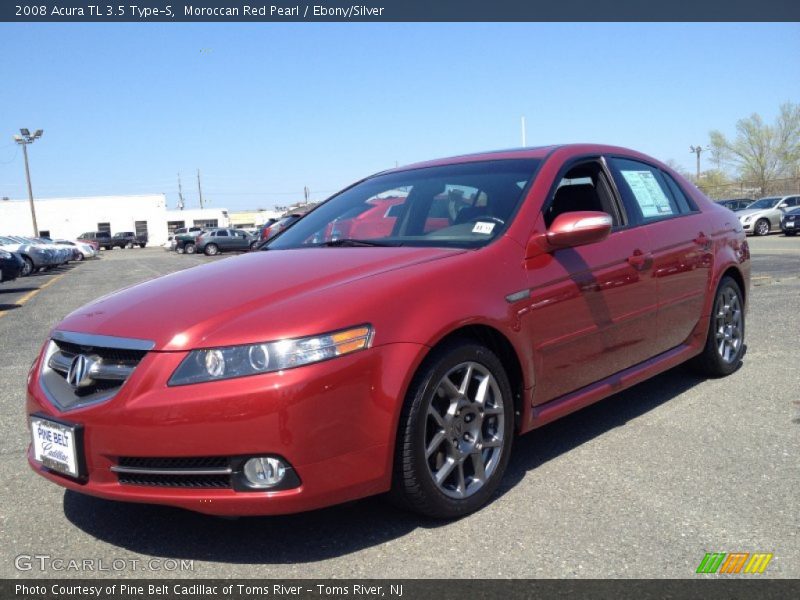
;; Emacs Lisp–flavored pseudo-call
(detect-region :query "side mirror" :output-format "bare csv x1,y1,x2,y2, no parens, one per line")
777,203,788,210
544,211,613,249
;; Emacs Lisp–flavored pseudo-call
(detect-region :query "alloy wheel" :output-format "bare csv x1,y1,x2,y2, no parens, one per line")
715,287,743,363
755,219,770,236
425,361,505,499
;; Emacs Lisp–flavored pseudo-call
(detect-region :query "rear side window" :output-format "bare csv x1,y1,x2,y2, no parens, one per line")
661,173,697,213
609,158,682,222
215,230,229,237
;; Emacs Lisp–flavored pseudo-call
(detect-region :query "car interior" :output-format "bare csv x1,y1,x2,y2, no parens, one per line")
544,162,623,228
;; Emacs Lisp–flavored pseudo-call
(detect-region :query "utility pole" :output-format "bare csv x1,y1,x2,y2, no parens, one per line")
521,116,527,148
303,186,310,204
197,169,204,209
689,145,707,182
13,128,44,237
177,173,185,210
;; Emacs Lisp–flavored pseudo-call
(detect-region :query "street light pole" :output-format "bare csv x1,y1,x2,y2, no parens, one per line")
13,128,44,237
689,145,707,182
21,143,39,236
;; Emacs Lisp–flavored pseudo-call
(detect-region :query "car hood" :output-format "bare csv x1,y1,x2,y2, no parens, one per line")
55,247,466,350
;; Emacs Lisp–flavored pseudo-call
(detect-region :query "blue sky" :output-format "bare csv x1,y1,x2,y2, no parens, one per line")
1,23,798,211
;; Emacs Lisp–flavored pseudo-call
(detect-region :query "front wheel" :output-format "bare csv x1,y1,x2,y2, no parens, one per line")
21,256,34,277
690,276,745,377
184,244,196,255
754,218,770,236
204,244,219,256
391,340,514,519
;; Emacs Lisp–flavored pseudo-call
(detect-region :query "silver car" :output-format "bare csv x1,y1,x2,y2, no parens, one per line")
737,195,800,236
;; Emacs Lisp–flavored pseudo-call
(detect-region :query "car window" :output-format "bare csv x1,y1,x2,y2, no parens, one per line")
543,160,624,228
608,158,682,222
269,159,541,250
661,172,697,213
215,230,229,237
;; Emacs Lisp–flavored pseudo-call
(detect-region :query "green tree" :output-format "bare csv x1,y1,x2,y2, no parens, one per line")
709,102,800,195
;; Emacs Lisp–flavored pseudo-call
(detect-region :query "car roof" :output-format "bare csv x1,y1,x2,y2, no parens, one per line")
379,144,665,176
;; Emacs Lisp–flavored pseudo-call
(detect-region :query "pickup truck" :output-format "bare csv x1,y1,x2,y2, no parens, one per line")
110,231,148,249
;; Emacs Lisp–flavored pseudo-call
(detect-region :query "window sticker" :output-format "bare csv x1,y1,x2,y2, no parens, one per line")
621,170,674,218
472,222,496,235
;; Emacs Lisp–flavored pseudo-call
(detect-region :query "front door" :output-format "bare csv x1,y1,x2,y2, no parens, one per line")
523,159,659,403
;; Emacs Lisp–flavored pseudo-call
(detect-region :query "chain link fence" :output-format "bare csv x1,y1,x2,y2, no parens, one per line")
699,176,800,200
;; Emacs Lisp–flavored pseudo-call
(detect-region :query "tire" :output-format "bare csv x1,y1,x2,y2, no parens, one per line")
139,243,146,248
390,339,514,519
690,276,745,377
754,218,770,236
75,253,84,262
204,244,219,256
175,246,185,254
185,244,196,255
21,256,34,277
125,242,134,249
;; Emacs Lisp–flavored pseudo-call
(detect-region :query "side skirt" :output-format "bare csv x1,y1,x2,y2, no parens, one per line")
522,343,700,433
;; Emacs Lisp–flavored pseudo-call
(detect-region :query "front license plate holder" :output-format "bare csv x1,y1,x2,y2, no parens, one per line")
30,413,85,479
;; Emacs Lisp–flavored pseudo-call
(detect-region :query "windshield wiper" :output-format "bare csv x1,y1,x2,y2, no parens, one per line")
314,238,401,247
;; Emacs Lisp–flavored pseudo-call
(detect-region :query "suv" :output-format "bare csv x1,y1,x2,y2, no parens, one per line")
737,195,800,236
109,231,148,249
196,229,256,255
77,231,112,250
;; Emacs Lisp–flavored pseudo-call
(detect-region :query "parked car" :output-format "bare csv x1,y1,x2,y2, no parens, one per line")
780,206,800,236
110,231,148,249
25,144,749,519
78,231,113,250
257,214,303,245
53,239,97,261
169,227,205,251
195,228,257,255
0,248,24,283
716,198,753,212
737,195,800,236
173,230,207,254
0,236,62,275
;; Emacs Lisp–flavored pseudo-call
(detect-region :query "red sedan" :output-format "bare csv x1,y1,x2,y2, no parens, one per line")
27,145,749,518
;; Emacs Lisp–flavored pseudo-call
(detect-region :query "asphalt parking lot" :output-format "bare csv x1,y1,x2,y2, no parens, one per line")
0,238,798,579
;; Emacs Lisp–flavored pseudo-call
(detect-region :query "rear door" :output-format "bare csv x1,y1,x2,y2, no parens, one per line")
213,229,230,249
607,158,712,354
524,158,659,403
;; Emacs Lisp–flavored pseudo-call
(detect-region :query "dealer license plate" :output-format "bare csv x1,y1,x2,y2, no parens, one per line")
30,416,81,477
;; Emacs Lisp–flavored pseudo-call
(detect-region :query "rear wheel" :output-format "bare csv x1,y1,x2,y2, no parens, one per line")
391,340,514,519
204,244,219,256
125,242,134,249
139,243,146,248
690,276,745,377
754,218,770,236
185,244,196,255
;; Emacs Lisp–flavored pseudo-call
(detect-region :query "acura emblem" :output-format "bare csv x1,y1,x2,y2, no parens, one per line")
66,355,95,389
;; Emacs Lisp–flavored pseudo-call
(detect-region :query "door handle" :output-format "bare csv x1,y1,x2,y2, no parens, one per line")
627,249,651,270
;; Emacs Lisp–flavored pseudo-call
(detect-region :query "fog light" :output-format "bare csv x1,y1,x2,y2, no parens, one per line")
243,457,286,488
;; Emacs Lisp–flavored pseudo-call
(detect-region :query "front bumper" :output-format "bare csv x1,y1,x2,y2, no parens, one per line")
27,342,426,515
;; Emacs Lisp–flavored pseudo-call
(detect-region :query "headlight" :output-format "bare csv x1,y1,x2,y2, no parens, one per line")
0,250,11,259
742,215,752,223
168,325,373,386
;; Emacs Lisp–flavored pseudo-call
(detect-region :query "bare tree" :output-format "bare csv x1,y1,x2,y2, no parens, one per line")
709,102,800,195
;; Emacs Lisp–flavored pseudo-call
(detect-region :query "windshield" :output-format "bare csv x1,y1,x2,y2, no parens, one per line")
748,197,781,209
268,159,540,250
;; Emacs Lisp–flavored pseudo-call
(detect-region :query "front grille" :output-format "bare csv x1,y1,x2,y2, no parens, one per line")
118,456,230,470
54,340,147,363
114,456,234,489
40,332,154,411
116,473,231,489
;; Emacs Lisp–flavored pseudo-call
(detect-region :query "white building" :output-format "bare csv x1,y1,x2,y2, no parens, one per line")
0,195,229,246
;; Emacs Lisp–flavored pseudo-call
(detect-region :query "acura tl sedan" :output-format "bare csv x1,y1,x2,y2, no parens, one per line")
27,145,750,518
